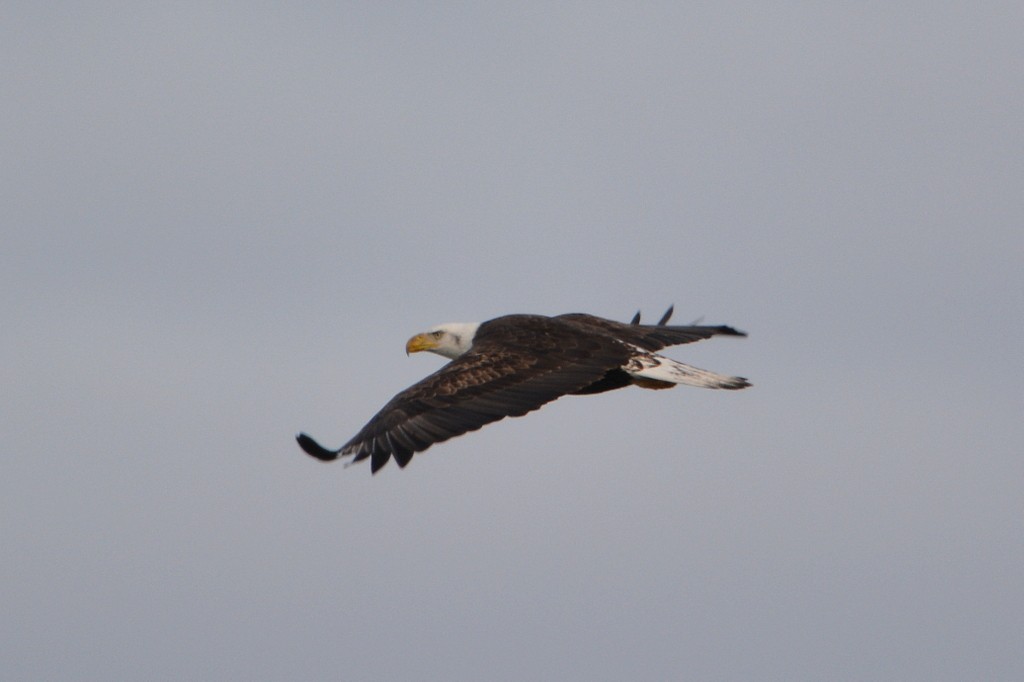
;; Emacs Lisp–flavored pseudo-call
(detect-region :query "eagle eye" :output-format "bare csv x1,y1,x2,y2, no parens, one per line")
431,331,444,339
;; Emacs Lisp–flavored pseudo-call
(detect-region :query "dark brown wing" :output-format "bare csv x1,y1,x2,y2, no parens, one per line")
556,312,746,351
297,315,630,473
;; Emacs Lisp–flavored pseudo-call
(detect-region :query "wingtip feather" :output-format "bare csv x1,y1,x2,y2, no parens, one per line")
296,433,341,461
719,325,747,337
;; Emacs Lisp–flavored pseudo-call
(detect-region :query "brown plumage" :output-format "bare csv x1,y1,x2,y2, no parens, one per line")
297,308,749,473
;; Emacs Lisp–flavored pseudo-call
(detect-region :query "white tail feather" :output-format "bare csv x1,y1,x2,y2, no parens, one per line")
625,352,750,390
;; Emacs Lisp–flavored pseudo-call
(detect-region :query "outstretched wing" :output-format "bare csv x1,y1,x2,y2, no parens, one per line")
297,316,629,473
557,310,745,352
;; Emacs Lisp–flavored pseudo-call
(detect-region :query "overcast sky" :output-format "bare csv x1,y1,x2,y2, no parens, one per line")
3,3,1022,680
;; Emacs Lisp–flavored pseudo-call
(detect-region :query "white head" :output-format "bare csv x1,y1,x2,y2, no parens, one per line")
405,322,480,359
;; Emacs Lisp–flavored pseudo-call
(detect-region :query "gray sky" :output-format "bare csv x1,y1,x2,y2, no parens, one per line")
3,3,1022,680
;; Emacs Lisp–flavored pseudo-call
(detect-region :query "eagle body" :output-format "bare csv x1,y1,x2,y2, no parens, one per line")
297,308,749,473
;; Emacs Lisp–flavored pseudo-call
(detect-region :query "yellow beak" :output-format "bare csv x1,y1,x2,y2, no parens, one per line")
405,333,438,355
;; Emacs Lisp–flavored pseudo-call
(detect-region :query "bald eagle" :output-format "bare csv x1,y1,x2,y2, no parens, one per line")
297,306,749,473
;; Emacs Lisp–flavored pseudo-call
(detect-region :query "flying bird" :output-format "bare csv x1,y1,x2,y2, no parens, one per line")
297,306,750,473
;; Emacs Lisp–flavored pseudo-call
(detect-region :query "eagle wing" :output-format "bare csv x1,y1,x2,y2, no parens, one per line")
556,311,746,351
297,316,629,473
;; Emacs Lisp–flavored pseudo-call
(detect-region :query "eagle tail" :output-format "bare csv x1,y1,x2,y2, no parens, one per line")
626,354,751,390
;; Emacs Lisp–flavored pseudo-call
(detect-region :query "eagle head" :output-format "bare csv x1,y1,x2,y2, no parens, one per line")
406,322,480,359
